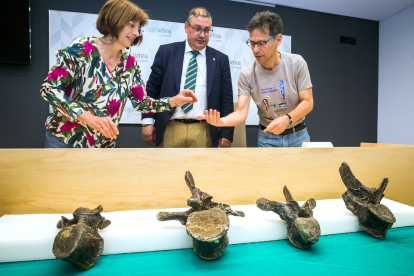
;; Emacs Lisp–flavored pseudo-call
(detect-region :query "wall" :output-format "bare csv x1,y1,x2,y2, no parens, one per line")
378,5,414,145
0,0,379,148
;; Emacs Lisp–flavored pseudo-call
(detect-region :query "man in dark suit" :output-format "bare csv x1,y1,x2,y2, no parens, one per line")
141,7,234,148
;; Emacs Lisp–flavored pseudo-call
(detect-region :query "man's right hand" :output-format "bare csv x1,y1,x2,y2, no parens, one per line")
198,109,225,127
142,125,156,147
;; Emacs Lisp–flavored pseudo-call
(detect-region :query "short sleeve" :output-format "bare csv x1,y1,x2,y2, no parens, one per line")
296,56,313,92
237,70,253,96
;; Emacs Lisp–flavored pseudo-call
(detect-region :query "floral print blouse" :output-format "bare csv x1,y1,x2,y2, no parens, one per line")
40,37,171,148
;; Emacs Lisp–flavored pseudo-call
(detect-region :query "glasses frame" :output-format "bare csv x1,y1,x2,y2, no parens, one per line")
187,21,213,36
128,21,143,36
246,33,278,49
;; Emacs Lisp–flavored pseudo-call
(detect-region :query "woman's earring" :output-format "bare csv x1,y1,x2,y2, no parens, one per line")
110,35,114,41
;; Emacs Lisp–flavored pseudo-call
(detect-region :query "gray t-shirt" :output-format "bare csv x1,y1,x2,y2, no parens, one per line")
238,53,312,128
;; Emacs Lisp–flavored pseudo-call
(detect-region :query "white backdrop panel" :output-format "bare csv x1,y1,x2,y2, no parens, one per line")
49,10,291,125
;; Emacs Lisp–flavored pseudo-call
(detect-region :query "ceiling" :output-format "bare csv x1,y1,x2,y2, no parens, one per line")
230,0,414,21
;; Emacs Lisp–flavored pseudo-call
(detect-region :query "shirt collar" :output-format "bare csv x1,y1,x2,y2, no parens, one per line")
185,40,206,56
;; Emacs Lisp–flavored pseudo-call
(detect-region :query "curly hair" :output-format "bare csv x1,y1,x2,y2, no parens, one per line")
246,11,283,36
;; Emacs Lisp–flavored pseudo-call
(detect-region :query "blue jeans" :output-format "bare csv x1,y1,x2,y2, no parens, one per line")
257,127,310,147
45,130,73,148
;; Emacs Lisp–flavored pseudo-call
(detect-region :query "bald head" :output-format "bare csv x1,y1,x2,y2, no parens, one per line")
187,7,212,23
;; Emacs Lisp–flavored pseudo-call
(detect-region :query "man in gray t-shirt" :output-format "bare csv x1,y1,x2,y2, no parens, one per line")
199,11,314,147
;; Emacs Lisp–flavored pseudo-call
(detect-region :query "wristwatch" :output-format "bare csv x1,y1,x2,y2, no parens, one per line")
285,114,293,127
142,124,152,127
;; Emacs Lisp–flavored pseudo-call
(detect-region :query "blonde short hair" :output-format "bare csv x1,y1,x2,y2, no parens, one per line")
96,0,149,46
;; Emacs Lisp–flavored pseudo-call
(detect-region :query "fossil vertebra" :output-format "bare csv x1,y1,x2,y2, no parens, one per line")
157,171,245,260
257,186,321,249
52,205,111,269
339,162,396,239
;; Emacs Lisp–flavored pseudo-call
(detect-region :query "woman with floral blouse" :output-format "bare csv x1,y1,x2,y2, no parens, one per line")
40,0,196,148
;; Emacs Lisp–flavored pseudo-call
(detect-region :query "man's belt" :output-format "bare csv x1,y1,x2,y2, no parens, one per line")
172,119,206,124
259,122,306,136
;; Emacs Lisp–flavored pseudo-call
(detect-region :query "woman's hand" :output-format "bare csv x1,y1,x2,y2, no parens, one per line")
198,109,225,127
77,112,119,139
170,89,198,107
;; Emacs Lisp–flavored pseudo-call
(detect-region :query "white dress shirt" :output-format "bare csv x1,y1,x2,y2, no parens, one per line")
142,40,208,125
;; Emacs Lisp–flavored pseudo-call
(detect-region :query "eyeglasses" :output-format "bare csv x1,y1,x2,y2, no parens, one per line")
128,21,144,36
246,33,278,49
187,21,213,36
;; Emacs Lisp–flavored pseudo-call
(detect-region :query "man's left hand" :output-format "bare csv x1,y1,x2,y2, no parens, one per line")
219,138,231,148
264,116,290,134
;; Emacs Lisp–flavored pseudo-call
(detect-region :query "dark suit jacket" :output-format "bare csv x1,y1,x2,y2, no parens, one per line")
142,41,234,147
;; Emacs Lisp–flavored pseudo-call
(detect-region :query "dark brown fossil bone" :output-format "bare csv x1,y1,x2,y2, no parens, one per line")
339,162,396,239
186,208,230,260
52,205,111,270
157,171,245,260
256,186,321,249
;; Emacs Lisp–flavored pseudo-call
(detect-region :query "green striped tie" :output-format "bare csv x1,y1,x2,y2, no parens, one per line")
181,51,199,114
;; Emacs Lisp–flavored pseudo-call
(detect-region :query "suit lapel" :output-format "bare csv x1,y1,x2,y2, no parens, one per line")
206,46,216,98
173,41,186,95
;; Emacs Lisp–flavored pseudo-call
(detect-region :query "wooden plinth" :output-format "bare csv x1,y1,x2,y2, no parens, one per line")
1,147,413,216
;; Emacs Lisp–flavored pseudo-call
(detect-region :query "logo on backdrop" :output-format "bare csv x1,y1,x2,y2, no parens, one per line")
210,33,221,42
123,104,135,114
230,60,242,69
133,52,149,63
144,27,172,37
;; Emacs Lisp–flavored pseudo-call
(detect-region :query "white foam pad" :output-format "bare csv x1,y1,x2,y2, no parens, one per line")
302,142,334,148
0,198,413,263
302,142,333,148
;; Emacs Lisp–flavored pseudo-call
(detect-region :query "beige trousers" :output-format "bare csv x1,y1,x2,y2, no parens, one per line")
159,120,212,148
